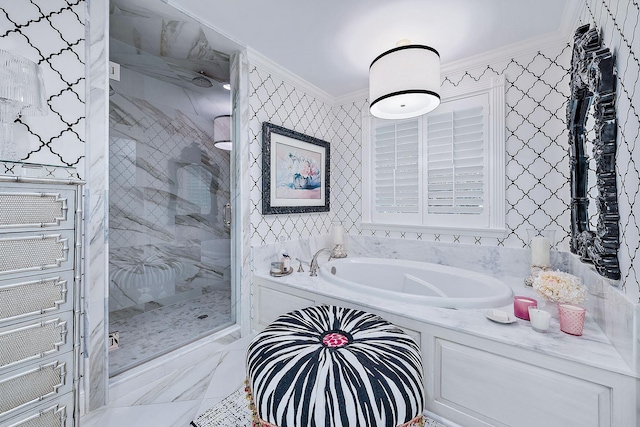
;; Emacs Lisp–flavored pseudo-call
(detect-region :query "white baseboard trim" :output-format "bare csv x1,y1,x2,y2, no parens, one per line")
423,409,464,427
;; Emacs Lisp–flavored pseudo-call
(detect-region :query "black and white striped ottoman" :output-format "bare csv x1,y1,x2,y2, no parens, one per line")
246,305,424,427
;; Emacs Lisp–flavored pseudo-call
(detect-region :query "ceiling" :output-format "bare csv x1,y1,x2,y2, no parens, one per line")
165,0,583,98
110,0,583,99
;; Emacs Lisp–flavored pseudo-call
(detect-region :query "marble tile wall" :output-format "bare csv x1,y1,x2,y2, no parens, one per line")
231,51,253,335
251,234,569,281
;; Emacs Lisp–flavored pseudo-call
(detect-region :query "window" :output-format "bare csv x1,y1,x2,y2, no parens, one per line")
362,75,506,236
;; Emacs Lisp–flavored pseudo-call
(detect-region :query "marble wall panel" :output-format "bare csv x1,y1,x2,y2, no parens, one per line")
232,51,253,336
86,0,109,412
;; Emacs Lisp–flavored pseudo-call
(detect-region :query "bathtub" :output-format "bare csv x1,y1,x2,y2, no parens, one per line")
318,257,513,309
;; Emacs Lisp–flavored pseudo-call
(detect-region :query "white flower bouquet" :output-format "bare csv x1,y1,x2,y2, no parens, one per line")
532,270,586,304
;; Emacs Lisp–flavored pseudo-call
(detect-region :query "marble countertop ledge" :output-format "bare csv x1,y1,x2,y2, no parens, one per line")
254,270,637,379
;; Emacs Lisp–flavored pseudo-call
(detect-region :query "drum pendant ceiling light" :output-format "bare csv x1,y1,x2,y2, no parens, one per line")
369,40,441,119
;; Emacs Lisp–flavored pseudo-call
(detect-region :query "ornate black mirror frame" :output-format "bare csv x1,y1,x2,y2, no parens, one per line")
567,24,620,280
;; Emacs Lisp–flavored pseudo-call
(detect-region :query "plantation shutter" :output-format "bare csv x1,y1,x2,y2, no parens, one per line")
373,120,420,214
362,75,504,234
426,97,486,216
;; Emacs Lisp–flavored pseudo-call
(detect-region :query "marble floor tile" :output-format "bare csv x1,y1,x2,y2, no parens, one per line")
108,355,221,407
81,334,247,427
81,331,446,427
202,348,247,400
88,400,201,427
109,289,232,374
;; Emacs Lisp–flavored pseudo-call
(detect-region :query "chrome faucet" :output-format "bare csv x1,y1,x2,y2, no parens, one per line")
309,248,333,276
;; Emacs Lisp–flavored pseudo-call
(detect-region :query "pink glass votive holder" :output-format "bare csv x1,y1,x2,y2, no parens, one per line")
513,296,537,320
558,304,586,336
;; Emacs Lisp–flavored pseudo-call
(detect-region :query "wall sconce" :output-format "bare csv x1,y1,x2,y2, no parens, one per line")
0,50,47,161
213,115,232,150
369,40,440,119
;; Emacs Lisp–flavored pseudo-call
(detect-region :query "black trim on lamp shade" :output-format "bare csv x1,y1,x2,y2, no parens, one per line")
370,44,440,68
369,89,441,110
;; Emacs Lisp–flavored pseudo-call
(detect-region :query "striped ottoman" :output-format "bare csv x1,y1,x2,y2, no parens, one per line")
246,305,424,427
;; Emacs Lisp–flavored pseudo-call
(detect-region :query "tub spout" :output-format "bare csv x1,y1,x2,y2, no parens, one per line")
310,248,333,276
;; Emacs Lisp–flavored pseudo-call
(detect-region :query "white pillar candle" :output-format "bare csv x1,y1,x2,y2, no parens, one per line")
531,236,550,266
331,223,344,245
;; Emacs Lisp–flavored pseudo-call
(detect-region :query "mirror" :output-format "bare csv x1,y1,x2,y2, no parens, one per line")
567,24,620,280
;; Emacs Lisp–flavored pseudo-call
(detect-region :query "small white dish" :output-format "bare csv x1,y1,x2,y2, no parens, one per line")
485,309,517,324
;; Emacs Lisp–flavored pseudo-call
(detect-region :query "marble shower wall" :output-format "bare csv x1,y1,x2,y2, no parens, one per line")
108,65,231,312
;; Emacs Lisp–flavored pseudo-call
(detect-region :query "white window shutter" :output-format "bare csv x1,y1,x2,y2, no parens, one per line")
424,95,488,231
361,75,505,236
373,119,420,215
426,97,486,217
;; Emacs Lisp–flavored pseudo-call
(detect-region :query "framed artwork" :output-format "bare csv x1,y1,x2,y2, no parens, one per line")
262,122,330,214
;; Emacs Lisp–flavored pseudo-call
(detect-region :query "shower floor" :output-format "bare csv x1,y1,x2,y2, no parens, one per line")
108,288,232,375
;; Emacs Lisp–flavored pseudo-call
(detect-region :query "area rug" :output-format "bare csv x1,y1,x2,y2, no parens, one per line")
192,387,448,427
191,387,252,427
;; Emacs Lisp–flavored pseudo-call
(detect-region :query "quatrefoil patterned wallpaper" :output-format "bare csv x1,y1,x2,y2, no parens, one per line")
0,0,85,175
250,46,573,251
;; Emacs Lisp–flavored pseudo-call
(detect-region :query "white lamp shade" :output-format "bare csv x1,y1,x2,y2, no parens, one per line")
213,115,231,150
369,45,441,119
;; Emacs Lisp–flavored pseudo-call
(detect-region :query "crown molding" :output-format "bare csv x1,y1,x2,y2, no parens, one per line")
246,47,334,106
441,32,569,77
333,88,369,107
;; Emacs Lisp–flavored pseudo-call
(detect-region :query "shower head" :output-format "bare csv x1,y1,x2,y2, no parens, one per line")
191,72,213,88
